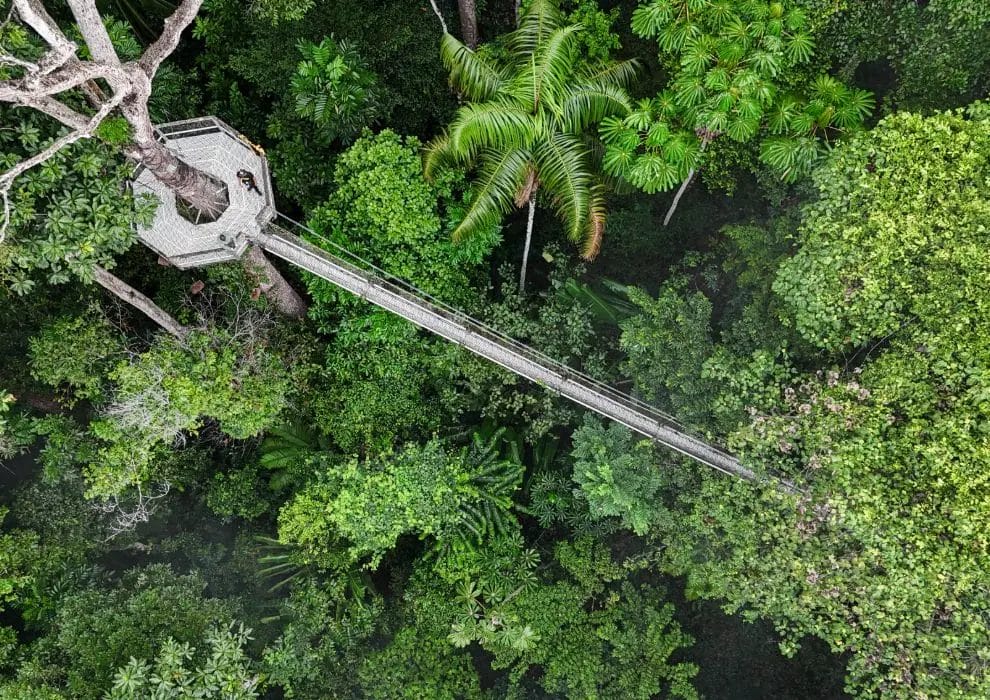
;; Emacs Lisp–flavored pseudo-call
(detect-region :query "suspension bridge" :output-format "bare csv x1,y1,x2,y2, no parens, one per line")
133,116,786,489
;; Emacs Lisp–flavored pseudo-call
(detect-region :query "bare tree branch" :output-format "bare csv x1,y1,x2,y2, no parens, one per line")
64,0,120,66
138,0,204,78
9,0,107,105
95,480,171,539
92,265,191,339
15,94,89,129
12,0,76,62
428,0,449,35
0,60,114,100
0,54,39,72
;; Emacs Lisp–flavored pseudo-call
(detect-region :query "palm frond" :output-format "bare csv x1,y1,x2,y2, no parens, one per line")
447,102,535,162
441,33,508,101
579,59,641,89
581,184,608,261
528,25,581,111
560,83,631,133
423,133,457,181
509,0,566,55
452,147,532,242
533,132,592,243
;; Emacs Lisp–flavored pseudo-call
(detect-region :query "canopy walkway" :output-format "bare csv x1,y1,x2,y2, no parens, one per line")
135,117,785,489
255,215,759,483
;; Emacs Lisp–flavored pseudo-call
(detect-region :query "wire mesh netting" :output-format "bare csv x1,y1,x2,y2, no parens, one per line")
133,117,274,268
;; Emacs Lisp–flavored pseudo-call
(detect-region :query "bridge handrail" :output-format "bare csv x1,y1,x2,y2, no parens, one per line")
269,215,731,449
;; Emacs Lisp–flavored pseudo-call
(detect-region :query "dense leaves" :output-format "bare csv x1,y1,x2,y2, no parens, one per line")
2,2,987,699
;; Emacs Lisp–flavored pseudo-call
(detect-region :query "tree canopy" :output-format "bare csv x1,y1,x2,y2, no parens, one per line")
1,1,987,698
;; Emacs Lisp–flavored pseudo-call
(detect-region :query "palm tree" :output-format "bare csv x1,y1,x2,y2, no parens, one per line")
425,0,636,292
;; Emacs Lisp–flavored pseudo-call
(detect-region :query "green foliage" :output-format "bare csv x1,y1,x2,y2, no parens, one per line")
257,422,326,491
85,329,291,497
426,0,636,259
247,0,315,24
0,392,35,459
620,278,720,427
106,623,261,699
818,0,990,111
647,103,990,699
302,130,492,452
358,620,483,700
93,118,133,147
774,103,990,350
29,311,124,405
458,255,611,439
0,508,39,615
425,533,698,698
17,565,237,699
278,435,522,568
193,0,455,205
262,577,382,699
206,463,272,522
563,0,622,65
603,0,873,191
292,37,379,142
0,108,155,293
306,129,489,310
570,417,667,534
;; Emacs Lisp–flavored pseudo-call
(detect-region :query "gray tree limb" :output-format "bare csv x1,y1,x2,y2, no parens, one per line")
92,265,190,339
138,0,205,78
662,137,710,227
12,0,76,63
428,0,449,34
65,0,120,66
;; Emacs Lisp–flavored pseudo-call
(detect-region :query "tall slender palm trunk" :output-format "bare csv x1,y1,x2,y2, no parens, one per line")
663,137,710,227
519,194,536,294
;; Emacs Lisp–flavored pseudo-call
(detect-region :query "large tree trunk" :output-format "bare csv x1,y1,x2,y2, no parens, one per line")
92,265,190,339
458,0,479,48
244,244,308,319
519,194,536,294
121,100,228,220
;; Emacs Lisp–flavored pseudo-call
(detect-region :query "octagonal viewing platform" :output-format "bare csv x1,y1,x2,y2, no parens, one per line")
132,116,274,269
